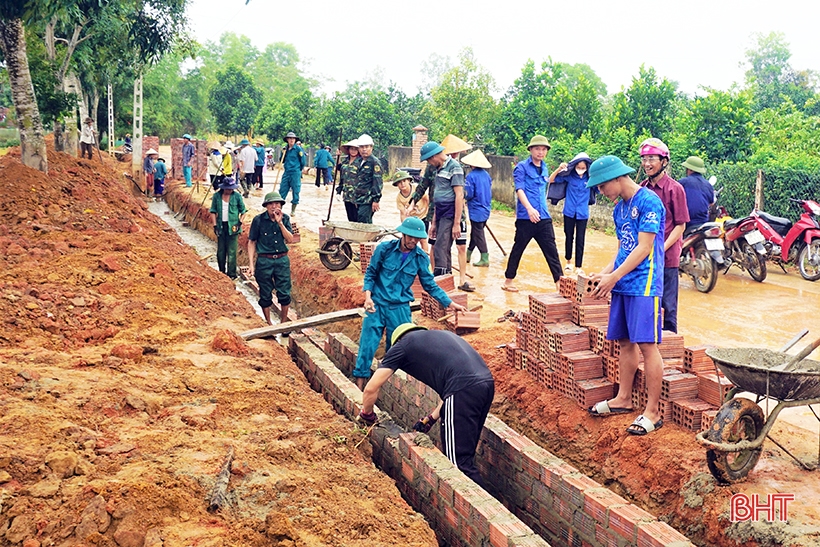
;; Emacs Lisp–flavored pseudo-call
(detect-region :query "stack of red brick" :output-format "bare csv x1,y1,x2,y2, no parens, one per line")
169,137,208,181
359,242,378,272
506,275,732,431
290,221,301,244
419,274,479,333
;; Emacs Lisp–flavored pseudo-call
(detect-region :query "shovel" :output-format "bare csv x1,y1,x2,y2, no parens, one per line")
772,336,820,372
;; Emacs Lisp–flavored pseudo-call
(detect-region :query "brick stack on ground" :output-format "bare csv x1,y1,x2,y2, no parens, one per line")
507,275,732,431
169,137,208,181
419,274,480,333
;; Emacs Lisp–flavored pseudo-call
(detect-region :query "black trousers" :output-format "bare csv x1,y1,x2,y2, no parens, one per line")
315,167,327,187
439,381,494,489
468,220,488,253
504,218,563,282
254,165,264,187
344,201,358,222
563,215,588,268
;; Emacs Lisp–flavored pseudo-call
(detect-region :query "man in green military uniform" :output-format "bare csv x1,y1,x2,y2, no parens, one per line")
278,131,307,217
352,134,383,224
248,191,294,326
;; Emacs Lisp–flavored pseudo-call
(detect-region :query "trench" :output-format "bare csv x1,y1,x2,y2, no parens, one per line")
153,188,692,547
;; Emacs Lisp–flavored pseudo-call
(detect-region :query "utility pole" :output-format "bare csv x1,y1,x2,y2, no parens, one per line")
107,81,114,157
131,74,144,191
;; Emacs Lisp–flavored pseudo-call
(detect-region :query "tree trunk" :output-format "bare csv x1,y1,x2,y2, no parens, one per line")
64,72,81,157
0,18,48,173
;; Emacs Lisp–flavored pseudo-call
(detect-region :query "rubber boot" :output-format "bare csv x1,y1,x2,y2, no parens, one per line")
466,249,473,263
473,252,490,267
290,203,297,217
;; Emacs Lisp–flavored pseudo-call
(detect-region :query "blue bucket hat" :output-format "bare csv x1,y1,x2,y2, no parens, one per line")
395,217,427,239
220,176,239,190
420,141,445,162
587,155,636,188
239,138,250,146
183,133,192,140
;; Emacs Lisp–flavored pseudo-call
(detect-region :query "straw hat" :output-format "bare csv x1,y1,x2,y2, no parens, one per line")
207,141,222,150
340,139,360,154
461,149,492,169
441,134,470,155
145,148,158,155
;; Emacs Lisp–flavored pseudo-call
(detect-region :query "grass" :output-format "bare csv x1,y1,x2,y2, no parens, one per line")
491,199,515,214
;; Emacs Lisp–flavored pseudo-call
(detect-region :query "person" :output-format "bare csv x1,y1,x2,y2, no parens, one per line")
325,145,334,184
502,135,563,292
352,134,383,224
335,139,360,222
207,142,224,190
352,217,466,390
441,135,475,292
419,141,465,278
143,148,158,195
209,176,248,279
639,138,689,333
80,117,96,160
393,170,430,254
153,157,168,199
462,149,493,268
313,142,332,188
237,138,256,198
253,141,266,189
182,134,196,188
549,152,595,274
278,131,307,217
679,156,714,230
123,133,132,149
221,142,234,185
585,155,666,436
247,191,294,326
358,324,494,488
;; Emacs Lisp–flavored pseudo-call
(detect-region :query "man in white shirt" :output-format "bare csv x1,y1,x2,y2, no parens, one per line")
80,117,96,160
237,138,257,198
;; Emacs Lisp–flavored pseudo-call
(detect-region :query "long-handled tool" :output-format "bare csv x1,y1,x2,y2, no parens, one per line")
774,335,820,372
485,223,506,256
326,128,343,222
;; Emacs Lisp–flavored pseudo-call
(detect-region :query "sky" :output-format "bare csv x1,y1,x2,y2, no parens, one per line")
186,0,820,99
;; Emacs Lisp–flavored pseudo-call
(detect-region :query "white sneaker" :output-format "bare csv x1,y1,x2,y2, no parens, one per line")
575,268,585,276
564,263,572,272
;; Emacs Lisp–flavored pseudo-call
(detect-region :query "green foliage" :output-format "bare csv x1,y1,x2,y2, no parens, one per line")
744,32,818,112
490,199,514,214
208,66,263,136
256,90,316,143
606,65,678,141
24,36,74,125
143,47,210,139
687,88,754,162
0,128,20,147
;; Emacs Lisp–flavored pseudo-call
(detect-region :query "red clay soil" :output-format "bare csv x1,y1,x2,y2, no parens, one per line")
0,144,436,547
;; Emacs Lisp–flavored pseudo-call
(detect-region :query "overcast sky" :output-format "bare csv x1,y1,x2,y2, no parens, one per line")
186,0,819,99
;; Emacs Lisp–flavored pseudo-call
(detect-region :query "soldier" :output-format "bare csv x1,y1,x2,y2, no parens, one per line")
248,192,294,326
352,134,383,223
335,139,361,222
278,131,307,217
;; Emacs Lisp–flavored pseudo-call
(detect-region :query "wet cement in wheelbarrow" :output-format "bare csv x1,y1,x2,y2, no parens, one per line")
713,348,820,372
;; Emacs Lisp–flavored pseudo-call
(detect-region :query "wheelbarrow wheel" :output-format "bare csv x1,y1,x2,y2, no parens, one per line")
705,397,765,484
320,237,353,271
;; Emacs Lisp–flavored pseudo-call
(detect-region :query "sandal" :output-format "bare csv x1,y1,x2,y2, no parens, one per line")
588,400,633,417
626,415,663,436
458,282,476,292
501,285,519,292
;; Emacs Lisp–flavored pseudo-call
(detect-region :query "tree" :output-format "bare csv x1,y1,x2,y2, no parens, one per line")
208,66,263,136
688,88,754,163
0,4,47,172
744,32,818,112
606,65,678,141
424,48,496,143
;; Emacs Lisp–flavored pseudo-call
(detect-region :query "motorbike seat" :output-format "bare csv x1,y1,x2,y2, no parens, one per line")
723,217,743,230
757,211,792,237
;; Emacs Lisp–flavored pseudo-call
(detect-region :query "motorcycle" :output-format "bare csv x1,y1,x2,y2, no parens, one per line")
711,186,767,282
751,199,820,281
679,221,726,293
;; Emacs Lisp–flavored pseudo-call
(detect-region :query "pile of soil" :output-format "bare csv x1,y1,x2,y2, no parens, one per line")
0,145,436,547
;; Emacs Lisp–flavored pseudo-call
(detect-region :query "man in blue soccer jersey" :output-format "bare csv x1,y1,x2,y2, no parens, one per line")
584,156,666,436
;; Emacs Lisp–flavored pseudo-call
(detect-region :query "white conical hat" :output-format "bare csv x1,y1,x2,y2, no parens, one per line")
145,148,158,155
461,149,492,169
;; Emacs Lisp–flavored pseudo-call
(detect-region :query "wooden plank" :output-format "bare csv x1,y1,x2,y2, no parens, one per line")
240,303,422,340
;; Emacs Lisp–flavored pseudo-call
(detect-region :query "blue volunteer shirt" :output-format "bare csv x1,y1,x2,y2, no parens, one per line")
612,187,666,296
363,239,452,307
554,170,591,220
514,157,550,221
464,168,492,222
679,173,714,228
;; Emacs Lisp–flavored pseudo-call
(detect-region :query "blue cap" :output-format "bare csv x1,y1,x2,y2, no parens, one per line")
587,155,636,188
239,138,250,145
420,141,445,162
183,133,192,140
395,217,427,239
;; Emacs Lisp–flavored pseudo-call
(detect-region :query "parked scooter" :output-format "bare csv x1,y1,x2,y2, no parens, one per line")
710,185,767,282
751,199,820,281
679,221,726,293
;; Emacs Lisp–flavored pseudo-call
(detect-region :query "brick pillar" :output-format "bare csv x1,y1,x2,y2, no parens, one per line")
411,125,428,169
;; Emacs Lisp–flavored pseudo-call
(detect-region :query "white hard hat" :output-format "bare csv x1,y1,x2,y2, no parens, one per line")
357,134,374,146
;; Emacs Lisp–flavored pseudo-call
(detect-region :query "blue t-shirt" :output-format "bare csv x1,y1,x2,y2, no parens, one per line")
612,187,665,296
679,173,714,228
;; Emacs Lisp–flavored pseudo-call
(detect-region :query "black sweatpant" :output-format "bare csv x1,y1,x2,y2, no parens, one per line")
468,220,488,253
563,215,588,268
504,218,563,282
439,380,494,489
344,201,358,222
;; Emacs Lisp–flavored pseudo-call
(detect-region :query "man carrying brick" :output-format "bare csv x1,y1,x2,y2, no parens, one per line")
358,324,494,488
353,217,465,390
585,156,666,436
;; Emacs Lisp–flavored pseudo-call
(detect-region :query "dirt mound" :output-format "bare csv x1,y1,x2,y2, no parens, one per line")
0,146,436,546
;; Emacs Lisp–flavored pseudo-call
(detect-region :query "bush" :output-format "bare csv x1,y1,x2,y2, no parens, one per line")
0,128,20,148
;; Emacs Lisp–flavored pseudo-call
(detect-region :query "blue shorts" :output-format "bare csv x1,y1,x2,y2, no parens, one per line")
606,293,663,344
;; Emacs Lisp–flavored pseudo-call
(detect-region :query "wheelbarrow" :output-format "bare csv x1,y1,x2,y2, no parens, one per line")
696,333,820,483
317,220,396,271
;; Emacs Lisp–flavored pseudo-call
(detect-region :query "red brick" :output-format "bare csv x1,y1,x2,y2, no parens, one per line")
583,487,629,525
637,521,691,547
489,518,532,547
401,460,415,483
608,504,656,542
560,473,601,507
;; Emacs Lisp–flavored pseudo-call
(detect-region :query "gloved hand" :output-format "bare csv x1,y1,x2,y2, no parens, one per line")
357,411,378,427
213,225,220,236
412,414,437,433
335,185,342,195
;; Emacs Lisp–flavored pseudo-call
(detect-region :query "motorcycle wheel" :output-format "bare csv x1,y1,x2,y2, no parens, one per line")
740,241,767,282
319,238,353,271
692,245,718,293
797,240,820,281
705,398,765,484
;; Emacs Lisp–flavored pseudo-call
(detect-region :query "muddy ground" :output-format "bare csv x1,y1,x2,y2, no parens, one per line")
1,145,819,547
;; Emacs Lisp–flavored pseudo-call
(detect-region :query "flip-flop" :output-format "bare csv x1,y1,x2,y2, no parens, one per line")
458,282,476,292
588,400,633,417
626,414,663,435
501,285,519,292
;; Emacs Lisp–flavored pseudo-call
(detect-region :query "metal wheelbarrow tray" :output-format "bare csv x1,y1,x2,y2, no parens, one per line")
695,347,820,483
318,221,395,271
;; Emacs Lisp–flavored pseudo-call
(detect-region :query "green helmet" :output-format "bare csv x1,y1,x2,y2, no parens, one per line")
391,323,427,346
